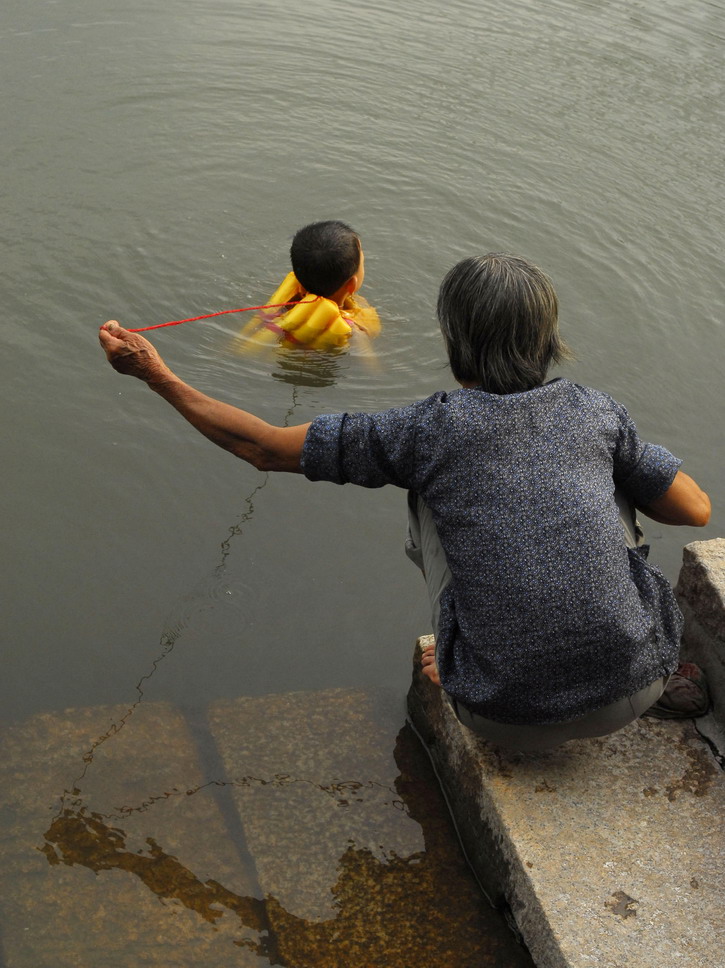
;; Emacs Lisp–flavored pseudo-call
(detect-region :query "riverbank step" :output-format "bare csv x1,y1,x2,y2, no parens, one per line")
207,688,533,967
0,702,261,967
407,634,725,968
0,689,533,968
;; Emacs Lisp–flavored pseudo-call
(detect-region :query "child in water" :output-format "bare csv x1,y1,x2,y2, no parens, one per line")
239,220,381,352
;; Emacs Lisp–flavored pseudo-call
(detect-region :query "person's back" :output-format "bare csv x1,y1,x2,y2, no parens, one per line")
410,379,682,724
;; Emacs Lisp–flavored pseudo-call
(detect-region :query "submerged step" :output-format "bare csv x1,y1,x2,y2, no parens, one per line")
208,687,534,968
0,690,535,968
407,635,725,968
0,702,262,967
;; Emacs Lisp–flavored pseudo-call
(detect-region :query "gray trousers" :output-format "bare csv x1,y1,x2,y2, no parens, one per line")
405,490,665,752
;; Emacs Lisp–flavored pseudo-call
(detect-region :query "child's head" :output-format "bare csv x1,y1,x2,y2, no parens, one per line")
437,253,571,394
290,221,363,300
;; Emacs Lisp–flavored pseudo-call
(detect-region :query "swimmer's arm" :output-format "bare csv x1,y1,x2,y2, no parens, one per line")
637,471,711,527
99,321,308,472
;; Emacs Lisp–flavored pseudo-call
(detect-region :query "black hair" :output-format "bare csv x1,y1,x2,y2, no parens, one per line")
290,221,362,298
437,253,572,394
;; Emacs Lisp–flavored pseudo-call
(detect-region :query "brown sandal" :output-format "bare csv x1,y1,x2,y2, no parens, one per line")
642,662,710,719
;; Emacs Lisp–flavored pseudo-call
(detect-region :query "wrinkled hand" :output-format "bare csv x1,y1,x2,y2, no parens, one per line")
99,321,171,385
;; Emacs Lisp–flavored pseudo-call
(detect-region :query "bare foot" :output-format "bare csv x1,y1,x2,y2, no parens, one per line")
421,643,441,687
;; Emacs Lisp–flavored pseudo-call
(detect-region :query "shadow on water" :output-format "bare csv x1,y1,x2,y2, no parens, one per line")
41,723,533,967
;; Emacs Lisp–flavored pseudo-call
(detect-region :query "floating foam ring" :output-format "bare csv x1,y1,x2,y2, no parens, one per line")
238,272,380,353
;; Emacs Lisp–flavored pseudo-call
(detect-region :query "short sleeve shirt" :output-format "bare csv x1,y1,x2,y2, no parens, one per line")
302,379,683,724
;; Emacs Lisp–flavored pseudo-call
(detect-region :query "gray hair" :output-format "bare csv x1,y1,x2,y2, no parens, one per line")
437,254,572,393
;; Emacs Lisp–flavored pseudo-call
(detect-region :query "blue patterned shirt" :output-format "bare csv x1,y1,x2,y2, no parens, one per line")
301,379,683,724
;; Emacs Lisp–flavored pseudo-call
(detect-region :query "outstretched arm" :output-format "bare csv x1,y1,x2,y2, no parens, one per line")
638,470,711,527
98,321,309,472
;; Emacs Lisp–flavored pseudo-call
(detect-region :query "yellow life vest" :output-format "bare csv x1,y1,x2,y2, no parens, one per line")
238,272,381,352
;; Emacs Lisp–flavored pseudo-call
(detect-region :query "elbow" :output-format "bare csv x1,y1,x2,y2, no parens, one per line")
227,440,271,471
647,471,713,527
255,450,298,473
254,451,279,472
677,488,712,527
239,443,287,473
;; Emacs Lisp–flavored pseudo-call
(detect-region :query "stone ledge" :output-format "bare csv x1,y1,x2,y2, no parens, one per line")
407,635,725,968
208,688,535,967
677,538,725,642
677,538,725,738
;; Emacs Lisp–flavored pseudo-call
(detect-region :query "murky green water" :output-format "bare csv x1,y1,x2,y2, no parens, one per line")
1,0,723,963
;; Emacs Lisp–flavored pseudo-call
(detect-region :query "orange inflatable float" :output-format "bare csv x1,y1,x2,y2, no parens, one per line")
238,272,381,352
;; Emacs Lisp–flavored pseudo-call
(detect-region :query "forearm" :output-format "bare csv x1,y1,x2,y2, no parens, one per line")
99,321,310,472
148,372,265,465
147,370,309,473
637,471,711,527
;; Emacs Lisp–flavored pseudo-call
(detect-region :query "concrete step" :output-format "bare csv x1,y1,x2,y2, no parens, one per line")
408,635,725,968
0,702,262,967
0,689,534,968
208,687,534,967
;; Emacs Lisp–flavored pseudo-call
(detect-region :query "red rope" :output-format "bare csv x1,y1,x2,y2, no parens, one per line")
127,298,318,333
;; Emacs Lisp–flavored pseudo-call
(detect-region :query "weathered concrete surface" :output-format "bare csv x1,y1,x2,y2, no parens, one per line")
0,703,264,967
209,688,534,968
408,635,725,968
677,537,725,738
0,692,534,968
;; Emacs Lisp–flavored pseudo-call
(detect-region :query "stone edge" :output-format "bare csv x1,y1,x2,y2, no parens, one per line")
406,636,567,968
676,538,725,737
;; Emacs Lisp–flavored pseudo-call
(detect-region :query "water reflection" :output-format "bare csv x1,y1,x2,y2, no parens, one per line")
233,331,382,389
270,348,343,388
41,724,533,967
